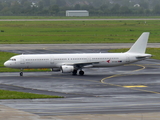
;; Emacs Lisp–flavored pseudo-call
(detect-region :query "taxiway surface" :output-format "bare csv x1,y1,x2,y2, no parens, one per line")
0,47,160,120
1,18,160,21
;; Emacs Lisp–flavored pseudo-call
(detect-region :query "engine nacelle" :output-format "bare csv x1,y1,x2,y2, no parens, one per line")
61,65,74,73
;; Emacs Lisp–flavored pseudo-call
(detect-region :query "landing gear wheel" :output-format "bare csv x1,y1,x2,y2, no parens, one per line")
79,70,84,76
20,72,23,76
72,70,77,75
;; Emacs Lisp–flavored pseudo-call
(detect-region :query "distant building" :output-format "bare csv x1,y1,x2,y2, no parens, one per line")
66,10,89,17
134,4,140,7
31,2,38,8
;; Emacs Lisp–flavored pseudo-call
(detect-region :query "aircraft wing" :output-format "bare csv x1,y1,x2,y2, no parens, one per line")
63,61,99,68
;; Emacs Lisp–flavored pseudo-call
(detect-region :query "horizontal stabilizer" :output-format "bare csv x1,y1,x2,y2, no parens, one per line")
136,54,152,60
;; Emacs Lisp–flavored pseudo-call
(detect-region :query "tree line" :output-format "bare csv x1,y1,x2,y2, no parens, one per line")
0,0,160,16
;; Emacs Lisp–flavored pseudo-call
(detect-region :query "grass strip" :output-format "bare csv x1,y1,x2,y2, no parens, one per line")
0,89,63,99
0,20,159,44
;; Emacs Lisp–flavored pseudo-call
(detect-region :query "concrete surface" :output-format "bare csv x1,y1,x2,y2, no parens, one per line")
1,45,160,120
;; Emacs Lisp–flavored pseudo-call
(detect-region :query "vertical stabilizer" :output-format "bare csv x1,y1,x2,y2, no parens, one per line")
126,32,150,54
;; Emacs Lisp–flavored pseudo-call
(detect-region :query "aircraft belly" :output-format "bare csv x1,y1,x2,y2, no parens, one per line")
25,61,51,69
92,61,125,67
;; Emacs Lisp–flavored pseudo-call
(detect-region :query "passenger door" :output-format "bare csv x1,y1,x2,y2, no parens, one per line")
20,56,25,64
50,55,54,64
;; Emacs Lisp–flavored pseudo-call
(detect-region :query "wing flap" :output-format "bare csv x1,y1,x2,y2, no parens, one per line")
62,62,99,68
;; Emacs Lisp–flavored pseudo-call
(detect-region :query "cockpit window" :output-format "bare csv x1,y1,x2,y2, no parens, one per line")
9,59,16,61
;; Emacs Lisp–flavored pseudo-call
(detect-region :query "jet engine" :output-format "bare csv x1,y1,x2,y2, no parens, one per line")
61,65,74,73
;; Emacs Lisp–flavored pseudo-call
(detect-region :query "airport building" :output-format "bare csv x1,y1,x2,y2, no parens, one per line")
66,10,89,17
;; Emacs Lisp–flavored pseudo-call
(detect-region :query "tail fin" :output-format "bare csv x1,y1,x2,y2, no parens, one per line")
126,32,150,54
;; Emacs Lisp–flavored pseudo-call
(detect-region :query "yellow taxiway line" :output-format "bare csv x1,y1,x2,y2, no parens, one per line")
100,64,160,94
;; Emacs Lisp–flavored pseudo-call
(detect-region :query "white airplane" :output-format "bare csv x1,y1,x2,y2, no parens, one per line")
4,32,151,76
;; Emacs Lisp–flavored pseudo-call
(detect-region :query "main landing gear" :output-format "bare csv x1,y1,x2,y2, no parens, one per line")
72,70,77,75
72,70,84,76
79,70,84,76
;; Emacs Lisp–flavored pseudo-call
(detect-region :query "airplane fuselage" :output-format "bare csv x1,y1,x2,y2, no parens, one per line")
5,53,142,69
4,32,152,76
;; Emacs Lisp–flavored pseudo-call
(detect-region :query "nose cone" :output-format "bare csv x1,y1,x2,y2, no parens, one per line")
4,61,9,67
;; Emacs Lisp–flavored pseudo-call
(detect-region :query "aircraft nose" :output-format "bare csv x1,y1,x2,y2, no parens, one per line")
4,61,9,67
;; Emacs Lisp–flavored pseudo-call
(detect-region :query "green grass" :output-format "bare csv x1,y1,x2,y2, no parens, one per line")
0,89,63,99
109,48,160,60
0,20,159,44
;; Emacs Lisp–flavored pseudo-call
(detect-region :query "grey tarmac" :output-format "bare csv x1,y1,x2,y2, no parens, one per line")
0,43,160,51
1,18,160,21
0,45,160,120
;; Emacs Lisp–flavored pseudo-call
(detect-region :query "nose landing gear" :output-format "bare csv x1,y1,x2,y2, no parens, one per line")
20,72,23,76
20,69,23,76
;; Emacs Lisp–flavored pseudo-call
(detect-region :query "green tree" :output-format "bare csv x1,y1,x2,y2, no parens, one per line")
10,1,21,14
100,4,110,14
21,0,31,15
153,4,160,14
74,4,81,10
49,5,59,14
56,0,66,6
38,1,44,10
139,0,149,9
110,4,120,14
0,2,3,11
44,0,51,7
120,6,132,14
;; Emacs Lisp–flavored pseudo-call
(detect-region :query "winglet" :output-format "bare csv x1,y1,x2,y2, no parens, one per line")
126,32,150,54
